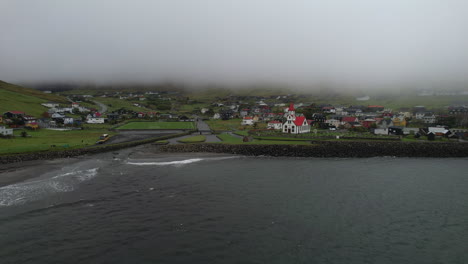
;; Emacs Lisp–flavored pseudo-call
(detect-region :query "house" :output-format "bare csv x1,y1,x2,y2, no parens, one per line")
325,118,341,128
342,116,359,124
388,126,404,135
267,120,283,130
22,115,37,124
379,119,394,128
428,126,450,136
0,126,13,136
361,118,376,128
422,113,436,124
240,109,250,117
282,103,311,134
63,117,74,125
373,128,389,135
41,102,60,108
51,113,65,119
86,117,105,124
392,117,406,127
3,111,25,119
322,106,336,113
241,116,254,125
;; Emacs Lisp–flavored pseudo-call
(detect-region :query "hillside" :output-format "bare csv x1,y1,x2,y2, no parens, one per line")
0,80,69,117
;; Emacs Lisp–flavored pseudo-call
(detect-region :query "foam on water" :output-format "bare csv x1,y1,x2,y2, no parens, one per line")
0,168,98,207
126,158,204,166
125,156,240,166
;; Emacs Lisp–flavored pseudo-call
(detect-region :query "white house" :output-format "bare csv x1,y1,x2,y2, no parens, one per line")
325,118,341,128
267,120,283,130
282,103,311,134
51,113,65,119
86,118,105,124
0,126,13,136
63,117,74,125
41,102,60,108
241,116,254,125
373,128,389,135
422,113,436,124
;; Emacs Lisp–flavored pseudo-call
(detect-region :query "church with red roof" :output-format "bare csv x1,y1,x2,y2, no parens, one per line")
282,103,311,134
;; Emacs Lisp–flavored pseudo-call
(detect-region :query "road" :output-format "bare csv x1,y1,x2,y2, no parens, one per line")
92,100,108,114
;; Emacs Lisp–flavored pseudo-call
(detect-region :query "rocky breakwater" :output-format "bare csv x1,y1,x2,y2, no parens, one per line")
158,141,468,158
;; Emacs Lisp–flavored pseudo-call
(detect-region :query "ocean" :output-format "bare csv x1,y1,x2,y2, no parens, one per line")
1,149,468,263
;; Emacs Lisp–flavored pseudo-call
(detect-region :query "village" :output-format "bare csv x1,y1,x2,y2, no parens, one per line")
2,85,468,146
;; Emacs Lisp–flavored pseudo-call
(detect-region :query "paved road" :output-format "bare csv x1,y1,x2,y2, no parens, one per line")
196,119,211,132
92,100,108,114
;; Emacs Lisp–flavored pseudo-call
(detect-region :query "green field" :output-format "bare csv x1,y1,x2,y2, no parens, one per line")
177,135,206,143
0,80,68,117
0,129,114,155
92,97,153,112
216,133,311,145
116,121,195,130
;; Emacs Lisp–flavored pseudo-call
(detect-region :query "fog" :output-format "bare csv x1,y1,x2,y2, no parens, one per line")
1,0,468,89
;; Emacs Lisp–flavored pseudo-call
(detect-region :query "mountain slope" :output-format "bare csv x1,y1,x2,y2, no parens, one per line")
0,80,68,117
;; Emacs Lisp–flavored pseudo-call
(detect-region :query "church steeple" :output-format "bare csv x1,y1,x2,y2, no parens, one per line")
288,102,295,115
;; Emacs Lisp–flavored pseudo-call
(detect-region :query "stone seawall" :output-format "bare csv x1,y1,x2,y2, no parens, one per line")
0,132,190,165
158,141,468,158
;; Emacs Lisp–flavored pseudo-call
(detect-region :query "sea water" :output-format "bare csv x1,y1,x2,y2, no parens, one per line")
1,154,468,263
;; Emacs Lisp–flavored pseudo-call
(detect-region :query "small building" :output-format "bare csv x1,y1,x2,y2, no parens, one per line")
267,120,283,130
3,111,25,119
86,118,105,124
0,126,13,136
41,102,60,108
241,116,254,126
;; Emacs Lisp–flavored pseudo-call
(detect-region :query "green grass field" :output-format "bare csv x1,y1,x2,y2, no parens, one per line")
177,135,206,143
92,97,153,112
0,80,68,117
116,121,195,130
216,133,311,145
0,129,114,155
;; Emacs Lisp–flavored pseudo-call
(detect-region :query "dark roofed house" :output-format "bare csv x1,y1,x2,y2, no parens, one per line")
3,111,26,119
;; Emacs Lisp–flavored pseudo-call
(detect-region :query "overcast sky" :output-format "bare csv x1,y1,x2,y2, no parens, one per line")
1,0,468,89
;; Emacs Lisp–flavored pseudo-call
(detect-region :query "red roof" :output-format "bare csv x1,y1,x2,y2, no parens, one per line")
243,117,253,120
342,117,358,123
7,111,25,114
293,116,306,126
288,102,295,111
368,105,384,108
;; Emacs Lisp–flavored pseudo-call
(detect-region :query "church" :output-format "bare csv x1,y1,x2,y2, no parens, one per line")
282,103,311,134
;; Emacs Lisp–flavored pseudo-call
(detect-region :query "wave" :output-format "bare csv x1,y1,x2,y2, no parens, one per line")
0,168,98,207
126,158,204,166
125,156,240,166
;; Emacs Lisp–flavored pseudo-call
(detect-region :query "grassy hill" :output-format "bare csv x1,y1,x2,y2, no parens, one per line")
0,80,68,117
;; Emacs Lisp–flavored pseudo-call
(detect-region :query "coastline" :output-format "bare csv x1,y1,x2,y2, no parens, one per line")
157,141,468,158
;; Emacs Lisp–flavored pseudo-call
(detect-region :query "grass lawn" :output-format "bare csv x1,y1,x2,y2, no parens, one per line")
206,119,243,131
216,133,243,143
0,81,68,117
116,121,195,130
0,129,114,155
178,135,206,143
216,133,311,145
92,97,153,112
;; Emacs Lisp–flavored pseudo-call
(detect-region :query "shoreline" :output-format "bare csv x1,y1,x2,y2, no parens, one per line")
2,140,468,166
157,141,468,158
